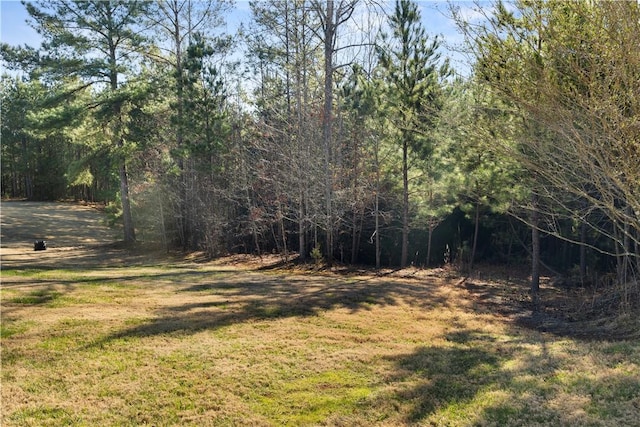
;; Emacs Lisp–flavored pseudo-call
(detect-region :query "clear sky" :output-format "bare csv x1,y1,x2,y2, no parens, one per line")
1,1,39,48
1,0,474,75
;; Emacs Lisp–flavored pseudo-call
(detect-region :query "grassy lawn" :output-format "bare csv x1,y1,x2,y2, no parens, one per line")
2,262,639,426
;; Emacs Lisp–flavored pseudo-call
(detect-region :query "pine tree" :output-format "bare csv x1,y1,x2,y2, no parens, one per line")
24,0,151,243
459,0,640,294
377,0,449,267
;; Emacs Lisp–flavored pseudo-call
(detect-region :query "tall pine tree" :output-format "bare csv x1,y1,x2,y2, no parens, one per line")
377,0,449,267
24,0,150,242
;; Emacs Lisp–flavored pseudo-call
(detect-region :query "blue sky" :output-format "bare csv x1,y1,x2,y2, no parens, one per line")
1,0,475,75
1,1,38,47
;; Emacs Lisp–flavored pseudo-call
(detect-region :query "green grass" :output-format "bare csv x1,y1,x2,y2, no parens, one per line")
0,320,36,339
7,289,63,305
2,265,639,426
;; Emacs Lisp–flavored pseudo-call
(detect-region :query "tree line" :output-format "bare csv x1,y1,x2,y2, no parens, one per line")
2,0,639,307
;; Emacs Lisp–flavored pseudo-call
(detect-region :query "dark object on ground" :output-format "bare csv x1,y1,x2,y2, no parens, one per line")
34,240,47,251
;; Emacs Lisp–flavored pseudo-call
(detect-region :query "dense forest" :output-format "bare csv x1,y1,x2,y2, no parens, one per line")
2,0,639,307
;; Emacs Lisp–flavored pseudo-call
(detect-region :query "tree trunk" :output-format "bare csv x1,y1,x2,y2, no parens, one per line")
351,129,360,264
297,6,308,262
470,201,480,271
613,224,623,285
427,219,433,267
635,229,640,283
272,222,281,254
113,110,135,243
298,189,306,260
119,160,136,243
351,210,359,264
278,203,288,261
174,2,191,251
375,139,381,270
401,138,409,268
158,189,167,252
108,17,135,244
356,211,364,263
621,206,631,285
579,221,587,285
531,193,541,310
322,0,335,266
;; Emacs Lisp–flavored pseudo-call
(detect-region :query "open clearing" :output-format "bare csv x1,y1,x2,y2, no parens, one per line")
2,201,639,426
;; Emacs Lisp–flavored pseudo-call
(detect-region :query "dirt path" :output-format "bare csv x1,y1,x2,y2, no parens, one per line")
1,201,125,269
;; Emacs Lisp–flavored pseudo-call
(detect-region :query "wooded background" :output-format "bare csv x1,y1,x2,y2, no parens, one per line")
2,0,638,305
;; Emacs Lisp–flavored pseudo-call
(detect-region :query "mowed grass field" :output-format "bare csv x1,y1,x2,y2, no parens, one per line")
2,203,640,426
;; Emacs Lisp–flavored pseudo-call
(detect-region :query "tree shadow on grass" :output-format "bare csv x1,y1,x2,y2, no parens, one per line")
5,286,64,305
385,327,640,426
459,278,639,341
383,331,563,424
385,333,502,423
91,272,450,344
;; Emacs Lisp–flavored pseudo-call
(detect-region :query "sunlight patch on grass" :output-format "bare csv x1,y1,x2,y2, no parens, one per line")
0,320,35,339
427,388,514,426
36,319,104,352
5,281,140,309
1,269,58,278
2,268,100,282
251,369,373,425
9,406,80,426
55,283,136,306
